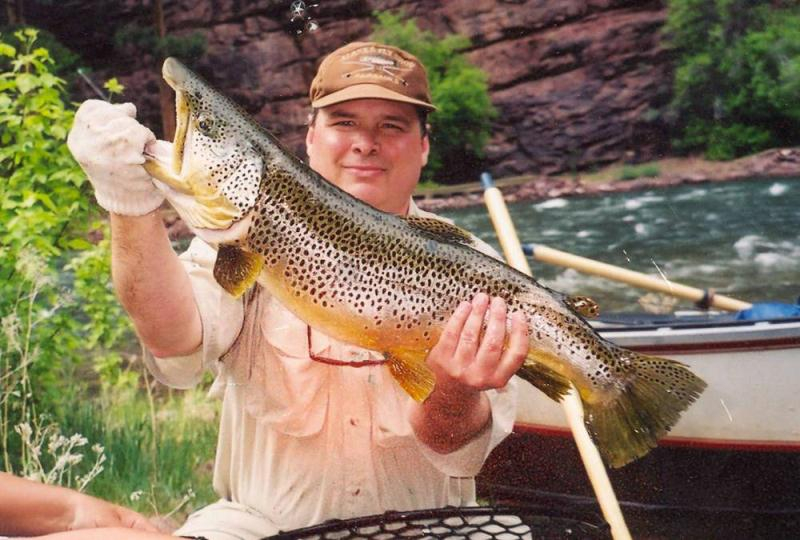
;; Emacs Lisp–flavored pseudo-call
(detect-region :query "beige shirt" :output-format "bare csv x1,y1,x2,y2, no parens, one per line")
145,202,518,537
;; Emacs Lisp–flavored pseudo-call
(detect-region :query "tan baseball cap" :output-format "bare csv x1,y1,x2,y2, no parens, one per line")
310,42,436,111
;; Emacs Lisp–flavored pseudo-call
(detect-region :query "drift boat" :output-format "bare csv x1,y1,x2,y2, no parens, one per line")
478,310,800,538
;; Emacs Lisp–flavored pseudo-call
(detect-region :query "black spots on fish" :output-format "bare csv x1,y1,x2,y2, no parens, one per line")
629,354,699,401
221,157,262,213
588,362,613,386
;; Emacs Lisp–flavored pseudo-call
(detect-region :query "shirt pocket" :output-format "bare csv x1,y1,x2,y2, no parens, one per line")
371,371,416,448
242,295,330,437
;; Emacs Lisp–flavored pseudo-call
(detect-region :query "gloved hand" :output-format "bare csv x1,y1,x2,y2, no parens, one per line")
68,99,165,216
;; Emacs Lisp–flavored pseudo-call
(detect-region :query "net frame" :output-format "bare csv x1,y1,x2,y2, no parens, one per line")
264,504,609,539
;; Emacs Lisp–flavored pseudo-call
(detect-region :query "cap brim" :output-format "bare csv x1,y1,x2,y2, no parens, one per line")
311,83,436,111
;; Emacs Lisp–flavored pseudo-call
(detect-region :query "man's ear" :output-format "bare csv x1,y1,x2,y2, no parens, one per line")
421,134,430,167
306,124,315,150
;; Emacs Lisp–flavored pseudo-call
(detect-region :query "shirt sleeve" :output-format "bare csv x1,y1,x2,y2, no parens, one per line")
143,237,245,389
411,377,519,478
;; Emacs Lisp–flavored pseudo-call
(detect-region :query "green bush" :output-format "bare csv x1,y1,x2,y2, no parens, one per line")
666,1,800,159
371,11,497,184
114,24,207,61
0,29,216,515
0,28,98,454
618,163,661,181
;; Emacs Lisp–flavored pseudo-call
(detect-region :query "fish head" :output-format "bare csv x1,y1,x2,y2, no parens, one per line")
144,57,262,242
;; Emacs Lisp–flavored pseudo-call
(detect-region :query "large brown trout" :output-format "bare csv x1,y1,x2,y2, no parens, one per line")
143,58,705,467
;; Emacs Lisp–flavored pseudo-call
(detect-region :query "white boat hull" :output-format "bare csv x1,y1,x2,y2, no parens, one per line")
515,315,800,448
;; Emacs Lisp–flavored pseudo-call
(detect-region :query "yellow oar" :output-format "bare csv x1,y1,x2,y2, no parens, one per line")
481,173,633,540
521,243,752,312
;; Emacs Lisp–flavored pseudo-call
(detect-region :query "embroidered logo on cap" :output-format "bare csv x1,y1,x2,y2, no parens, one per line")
340,46,414,87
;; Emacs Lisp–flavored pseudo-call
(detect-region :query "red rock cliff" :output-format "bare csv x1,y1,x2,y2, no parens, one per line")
22,0,673,181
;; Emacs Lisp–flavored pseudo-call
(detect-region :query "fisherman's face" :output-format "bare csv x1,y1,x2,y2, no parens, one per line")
306,99,429,215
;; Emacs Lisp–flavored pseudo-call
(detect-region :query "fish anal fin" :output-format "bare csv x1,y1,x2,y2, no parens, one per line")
518,352,572,401
403,216,476,247
582,350,707,468
386,349,436,402
565,295,600,318
213,244,264,298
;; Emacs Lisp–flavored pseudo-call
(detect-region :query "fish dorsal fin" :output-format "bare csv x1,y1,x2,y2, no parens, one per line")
565,295,600,318
402,216,476,247
386,348,436,402
213,244,264,298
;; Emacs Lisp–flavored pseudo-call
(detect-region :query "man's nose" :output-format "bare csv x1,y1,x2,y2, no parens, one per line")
352,129,379,155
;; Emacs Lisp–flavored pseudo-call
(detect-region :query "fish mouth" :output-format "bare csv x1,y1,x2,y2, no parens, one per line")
142,57,241,232
142,58,192,195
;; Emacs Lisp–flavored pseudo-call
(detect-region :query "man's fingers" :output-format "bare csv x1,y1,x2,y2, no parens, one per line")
495,311,529,383
433,300,472,356
470,297,507,387
472,296,507,367
114,102,138,118
453,293,490,363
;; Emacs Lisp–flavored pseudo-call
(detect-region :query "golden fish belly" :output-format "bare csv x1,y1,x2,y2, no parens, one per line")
258,260,443,358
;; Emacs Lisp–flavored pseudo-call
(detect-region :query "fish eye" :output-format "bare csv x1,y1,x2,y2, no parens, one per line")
196,113,216,135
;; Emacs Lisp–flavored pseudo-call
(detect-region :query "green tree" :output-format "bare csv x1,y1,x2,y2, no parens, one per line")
666,1,800,159
371,11,497,184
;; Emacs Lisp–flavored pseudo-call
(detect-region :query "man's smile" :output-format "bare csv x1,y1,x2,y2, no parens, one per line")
343,164,386,176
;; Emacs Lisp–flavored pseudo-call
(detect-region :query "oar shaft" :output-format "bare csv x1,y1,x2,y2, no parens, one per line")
524,243,752,312
482,183,532,275
480,173,632,540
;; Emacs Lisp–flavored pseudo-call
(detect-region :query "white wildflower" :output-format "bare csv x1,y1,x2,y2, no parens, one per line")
14,422,33,440
48,434,67,454
69,433,88,447
1,313,21,352
130,490,144,502
15,248,54,288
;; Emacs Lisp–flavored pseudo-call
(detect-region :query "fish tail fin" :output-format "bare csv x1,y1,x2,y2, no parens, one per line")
581,349,707,468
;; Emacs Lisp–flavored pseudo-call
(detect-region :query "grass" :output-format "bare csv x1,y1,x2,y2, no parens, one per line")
617,163,661,180
57,386,220,519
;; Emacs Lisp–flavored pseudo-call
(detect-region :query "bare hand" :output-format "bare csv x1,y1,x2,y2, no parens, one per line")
69,492,162,533
426,293,529,406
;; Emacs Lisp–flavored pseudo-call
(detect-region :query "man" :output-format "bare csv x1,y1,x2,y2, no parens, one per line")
0,471,168,539
67,42,528,540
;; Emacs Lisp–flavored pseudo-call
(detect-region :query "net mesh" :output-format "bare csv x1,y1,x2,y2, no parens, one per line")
264,505,609,539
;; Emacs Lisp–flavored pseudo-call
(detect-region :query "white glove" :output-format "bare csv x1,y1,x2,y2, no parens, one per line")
67,100,165,216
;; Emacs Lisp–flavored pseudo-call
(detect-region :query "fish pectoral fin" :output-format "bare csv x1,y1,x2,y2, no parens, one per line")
402,216,477,247
565,295,600,318
386,349,436,402
213,244,264,298
517,351,572,401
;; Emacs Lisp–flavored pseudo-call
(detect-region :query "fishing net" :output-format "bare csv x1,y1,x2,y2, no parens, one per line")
263,504,609,539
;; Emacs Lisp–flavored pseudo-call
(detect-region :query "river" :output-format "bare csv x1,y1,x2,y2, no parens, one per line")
437,177,800,313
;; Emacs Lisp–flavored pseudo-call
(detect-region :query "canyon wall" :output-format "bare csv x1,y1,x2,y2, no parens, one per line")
23,0,673,180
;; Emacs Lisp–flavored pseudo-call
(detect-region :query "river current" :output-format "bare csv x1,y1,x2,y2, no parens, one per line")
438,178,799,312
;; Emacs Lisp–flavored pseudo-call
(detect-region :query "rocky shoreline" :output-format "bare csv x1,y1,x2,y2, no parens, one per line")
414,148,800,212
